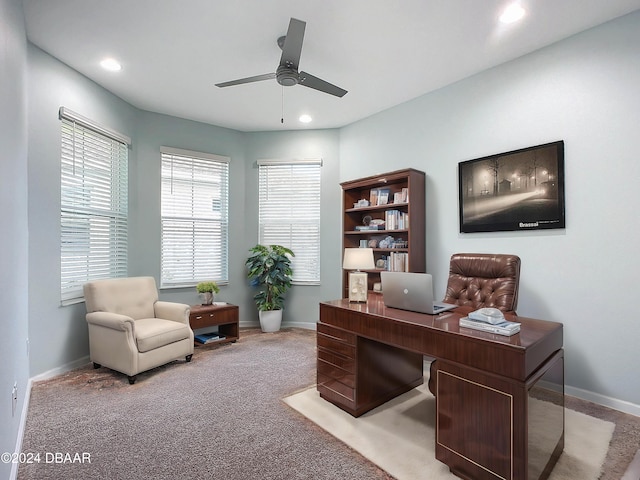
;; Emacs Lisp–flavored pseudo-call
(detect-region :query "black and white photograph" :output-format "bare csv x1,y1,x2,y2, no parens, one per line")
458,141,566,233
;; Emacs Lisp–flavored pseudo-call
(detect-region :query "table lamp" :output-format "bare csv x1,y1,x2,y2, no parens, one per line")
343,248,375,302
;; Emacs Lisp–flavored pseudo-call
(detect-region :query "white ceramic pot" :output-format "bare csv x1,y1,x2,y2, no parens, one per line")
259,309,282,332
201,292,214,305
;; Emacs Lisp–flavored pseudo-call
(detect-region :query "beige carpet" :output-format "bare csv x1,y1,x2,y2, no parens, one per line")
284,382,615,480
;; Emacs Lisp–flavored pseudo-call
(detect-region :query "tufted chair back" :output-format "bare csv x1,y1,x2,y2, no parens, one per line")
443,253,521,313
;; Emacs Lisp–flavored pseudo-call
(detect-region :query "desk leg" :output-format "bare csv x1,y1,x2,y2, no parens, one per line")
434,350,564,480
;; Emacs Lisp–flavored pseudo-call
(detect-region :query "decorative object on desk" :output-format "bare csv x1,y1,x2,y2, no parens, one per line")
196,281,220,305
343,248,374,302
245,244,294,332
373,282,382,292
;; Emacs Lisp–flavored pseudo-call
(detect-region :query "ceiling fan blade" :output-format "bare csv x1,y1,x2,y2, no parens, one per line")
299,71,348,97
216,73,275,88
280,18,306,69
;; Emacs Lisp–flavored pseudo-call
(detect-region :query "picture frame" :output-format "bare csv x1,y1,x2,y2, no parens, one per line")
458,141,565,233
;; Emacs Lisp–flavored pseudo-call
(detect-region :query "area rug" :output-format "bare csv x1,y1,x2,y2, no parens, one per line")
284,382,615,480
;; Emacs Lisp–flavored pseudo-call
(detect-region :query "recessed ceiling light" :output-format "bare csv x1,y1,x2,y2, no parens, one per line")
499,3,526,24
100,58,122,72
299,114,312,124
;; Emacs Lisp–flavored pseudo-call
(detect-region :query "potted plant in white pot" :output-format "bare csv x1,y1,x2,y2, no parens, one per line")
245,244,294,332
196,281,220,305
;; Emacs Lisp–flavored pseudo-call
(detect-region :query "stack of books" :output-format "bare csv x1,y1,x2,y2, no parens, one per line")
194,332,226,344
459,310,521,336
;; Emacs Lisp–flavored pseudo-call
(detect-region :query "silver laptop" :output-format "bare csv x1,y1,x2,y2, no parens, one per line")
380,271,457,315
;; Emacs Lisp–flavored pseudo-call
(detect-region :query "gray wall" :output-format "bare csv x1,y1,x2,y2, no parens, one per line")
129,110,249,313
243,130,343,326
0,0,29,477
27,45,137,376
340,11,640,411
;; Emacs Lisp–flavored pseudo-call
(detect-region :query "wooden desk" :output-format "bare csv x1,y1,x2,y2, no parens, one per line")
317,296,564,480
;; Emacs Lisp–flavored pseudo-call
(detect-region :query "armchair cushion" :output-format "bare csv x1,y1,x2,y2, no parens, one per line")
135,318,191,353
84,276,157,319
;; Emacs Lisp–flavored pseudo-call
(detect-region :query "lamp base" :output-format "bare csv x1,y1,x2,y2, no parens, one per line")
348,271,368,302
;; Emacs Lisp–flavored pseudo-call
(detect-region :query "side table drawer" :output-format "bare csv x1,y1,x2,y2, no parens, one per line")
190,308,235,329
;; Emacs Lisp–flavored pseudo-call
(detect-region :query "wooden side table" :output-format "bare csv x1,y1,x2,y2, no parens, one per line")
189,303,239,346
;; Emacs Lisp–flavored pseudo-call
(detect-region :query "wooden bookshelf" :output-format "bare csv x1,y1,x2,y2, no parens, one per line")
341,168,426,297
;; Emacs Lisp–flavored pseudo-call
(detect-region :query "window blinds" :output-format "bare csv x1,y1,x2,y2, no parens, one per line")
60,116,129,304
257,159,322,285
160,147,230,288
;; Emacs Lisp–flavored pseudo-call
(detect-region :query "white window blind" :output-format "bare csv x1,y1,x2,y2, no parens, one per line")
60,112,129,305
161,147,230,288
258,159,322,285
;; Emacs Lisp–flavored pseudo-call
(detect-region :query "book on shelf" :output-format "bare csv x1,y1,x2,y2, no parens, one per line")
355,225,385,231
376,188,390,205
459,317,521,336
384,210,409,230
194,332,225,344
387,252,409,272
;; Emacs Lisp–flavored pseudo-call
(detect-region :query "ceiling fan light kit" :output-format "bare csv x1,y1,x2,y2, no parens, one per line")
216,17,347,98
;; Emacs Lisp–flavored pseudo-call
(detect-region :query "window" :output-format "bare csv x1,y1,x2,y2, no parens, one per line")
60,108,130,304
257,159,322,285
161,147,229,288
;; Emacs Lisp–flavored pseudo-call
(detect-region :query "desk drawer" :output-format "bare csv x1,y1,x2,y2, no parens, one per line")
318,347,355,373
317,333,355,359
317,374,355,403
318,322,356,345
318,358,355,388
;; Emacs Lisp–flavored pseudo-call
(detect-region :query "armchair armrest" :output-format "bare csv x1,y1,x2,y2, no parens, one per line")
154,301,190,324
86,311,135,332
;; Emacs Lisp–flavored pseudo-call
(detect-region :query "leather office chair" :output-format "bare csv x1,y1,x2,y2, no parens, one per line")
429,253,521,395
83,276,194,384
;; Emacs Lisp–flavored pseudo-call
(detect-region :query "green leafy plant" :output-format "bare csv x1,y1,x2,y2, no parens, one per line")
245,244,294,311
195,281,220,294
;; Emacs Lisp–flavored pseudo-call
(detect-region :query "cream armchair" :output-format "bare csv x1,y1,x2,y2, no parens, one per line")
83,276,194,384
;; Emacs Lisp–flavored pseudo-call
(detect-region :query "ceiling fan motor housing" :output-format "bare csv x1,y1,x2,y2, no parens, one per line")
276,65,299,86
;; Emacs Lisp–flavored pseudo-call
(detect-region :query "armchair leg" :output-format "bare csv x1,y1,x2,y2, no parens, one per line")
93,362,101,369
128,375,136,385
186,354,193,362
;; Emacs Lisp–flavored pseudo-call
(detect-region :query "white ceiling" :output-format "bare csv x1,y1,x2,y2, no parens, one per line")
22,0,640,132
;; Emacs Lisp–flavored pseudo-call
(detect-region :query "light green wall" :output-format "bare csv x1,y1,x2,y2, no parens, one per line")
27,44,137,376
340,11,640,410
243,130,342,327
0,0,29,477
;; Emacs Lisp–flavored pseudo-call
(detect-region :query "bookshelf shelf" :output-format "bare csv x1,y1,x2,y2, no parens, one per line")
341,168,425,297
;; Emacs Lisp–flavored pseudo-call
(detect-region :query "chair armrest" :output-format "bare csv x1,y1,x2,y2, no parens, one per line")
154,301,190,324
86,311,135,332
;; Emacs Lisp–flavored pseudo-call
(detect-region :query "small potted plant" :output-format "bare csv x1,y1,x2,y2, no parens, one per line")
196,281,220,305
245,244,294,332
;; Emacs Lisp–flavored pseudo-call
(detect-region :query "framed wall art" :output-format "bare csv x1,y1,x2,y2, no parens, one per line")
458,141,565,233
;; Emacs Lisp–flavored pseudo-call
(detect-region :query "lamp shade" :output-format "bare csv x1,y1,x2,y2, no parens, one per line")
343,248,375,270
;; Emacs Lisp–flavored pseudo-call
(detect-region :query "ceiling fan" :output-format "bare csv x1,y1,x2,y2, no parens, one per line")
215,17,347,98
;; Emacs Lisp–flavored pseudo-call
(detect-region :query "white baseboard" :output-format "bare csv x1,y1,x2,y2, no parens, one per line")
30,355,91,382
566,385,640,418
